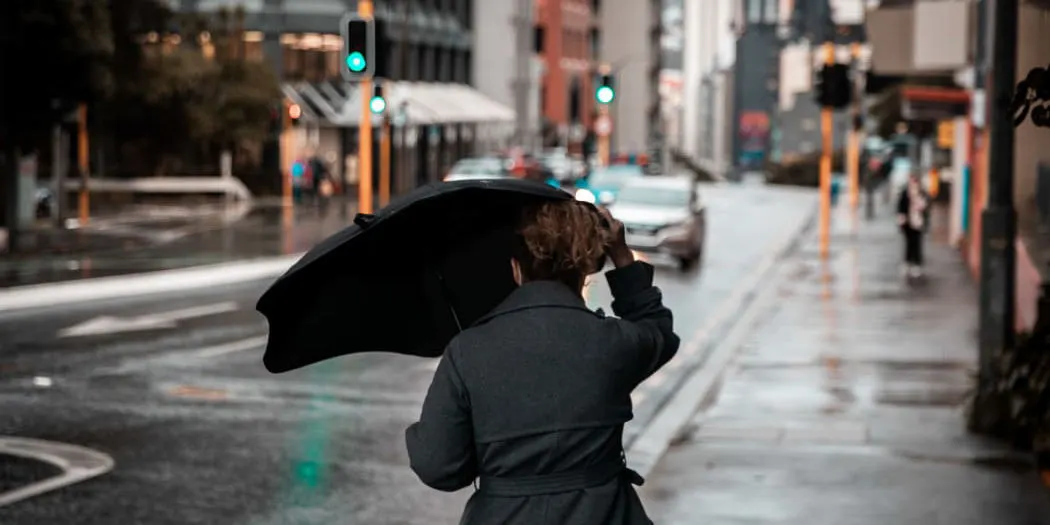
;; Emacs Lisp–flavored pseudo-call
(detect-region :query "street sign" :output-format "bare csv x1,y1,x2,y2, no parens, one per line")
595,115,612,137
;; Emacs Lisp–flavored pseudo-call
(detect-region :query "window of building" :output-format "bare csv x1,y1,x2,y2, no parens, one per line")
747,0,761,23
534,25,545,54
589,29,600,60
763,0,777,24
280,33,341,82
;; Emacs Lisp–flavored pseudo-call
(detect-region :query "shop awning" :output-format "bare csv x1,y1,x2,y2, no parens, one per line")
282,80,515,128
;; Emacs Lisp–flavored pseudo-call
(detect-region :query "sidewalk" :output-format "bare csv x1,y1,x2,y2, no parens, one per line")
639,203,1050,524
0,199,360,288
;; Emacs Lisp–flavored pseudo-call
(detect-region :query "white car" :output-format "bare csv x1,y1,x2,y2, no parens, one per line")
608,176,706,271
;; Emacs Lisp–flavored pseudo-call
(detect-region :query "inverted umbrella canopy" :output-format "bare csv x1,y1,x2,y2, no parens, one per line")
256,178,573,373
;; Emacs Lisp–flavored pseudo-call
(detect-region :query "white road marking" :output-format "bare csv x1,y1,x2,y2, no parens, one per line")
0,437,114,508
0,255,300,314
102,335,268,374
58,302,239,338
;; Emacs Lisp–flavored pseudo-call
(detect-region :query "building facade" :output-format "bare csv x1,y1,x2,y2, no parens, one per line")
681,0,735,176
600,0,661,155
176,0,514,194
533,0,601,148
731,0,782,171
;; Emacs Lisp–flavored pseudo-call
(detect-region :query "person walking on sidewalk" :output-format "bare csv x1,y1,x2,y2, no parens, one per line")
897,172,930,277
405,202,680,525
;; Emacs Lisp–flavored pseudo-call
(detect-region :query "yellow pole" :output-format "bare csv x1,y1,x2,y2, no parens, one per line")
281,103,293,208
847,42,861,210
357,0,374,215
819,42,834,259
380,115,391,207
929,167,940,198
597,106,610,167
77,104,90,225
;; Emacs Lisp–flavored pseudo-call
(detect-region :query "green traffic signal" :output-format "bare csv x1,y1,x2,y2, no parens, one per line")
347,51,366,73
596,85,615,105
370,96,386,114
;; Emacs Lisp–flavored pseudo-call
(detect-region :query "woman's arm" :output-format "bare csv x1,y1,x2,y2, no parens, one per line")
605,249,681,384
405,348,478,492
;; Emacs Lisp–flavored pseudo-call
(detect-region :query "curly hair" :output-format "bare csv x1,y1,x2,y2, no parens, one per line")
511,200,610,292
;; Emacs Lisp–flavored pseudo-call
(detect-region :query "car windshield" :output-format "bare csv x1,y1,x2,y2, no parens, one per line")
616,185,691,207
588,166,642,187
450,158,506,176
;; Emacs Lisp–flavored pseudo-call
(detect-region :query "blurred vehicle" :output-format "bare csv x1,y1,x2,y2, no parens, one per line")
574,164,645,205
444,156,513,182
538,150,586,182
607,176,705,271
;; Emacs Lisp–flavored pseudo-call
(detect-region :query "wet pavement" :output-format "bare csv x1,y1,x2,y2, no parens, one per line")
0,199,360,288
0,183,817,523
639,203,1050,524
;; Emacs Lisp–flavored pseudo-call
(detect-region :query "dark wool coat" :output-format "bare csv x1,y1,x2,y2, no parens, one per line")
406,261,680,525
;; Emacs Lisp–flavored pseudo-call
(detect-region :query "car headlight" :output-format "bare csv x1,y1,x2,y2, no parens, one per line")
599,191,615,204
575,188,596,203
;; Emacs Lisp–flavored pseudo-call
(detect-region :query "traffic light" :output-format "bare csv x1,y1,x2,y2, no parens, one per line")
815,63,852,109
370,84,387,115
341,14,375,80
596,74,615,105
288,103,302,127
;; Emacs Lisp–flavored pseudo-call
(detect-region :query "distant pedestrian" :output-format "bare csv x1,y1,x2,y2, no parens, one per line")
897,172,929,277
405,201,680,525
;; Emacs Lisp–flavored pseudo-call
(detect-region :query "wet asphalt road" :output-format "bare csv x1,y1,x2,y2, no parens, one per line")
0,183,815,524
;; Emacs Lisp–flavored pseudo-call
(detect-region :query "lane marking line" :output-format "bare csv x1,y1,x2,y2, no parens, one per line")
0,437,114,508
0,255,301,313
101,335,268,374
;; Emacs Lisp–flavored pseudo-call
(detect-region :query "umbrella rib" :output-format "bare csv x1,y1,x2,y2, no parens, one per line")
436,270,463,332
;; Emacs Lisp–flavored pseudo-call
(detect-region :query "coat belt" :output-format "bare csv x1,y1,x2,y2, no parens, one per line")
477,459,645,498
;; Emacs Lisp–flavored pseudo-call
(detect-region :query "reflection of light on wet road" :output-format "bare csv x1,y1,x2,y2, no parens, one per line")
285,362,338,507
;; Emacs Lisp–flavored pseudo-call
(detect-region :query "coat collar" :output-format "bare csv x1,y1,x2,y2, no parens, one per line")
471,280,600,327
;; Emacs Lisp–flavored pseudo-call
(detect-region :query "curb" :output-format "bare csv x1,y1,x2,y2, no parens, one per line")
625,200,818,479
0,254,303,313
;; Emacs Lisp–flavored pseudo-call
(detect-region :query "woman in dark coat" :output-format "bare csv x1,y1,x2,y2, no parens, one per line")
896,172,930,278
405,200,680,525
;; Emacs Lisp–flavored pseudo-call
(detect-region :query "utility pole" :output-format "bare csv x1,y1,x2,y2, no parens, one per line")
513,0,533,148
357,0,375,215
818,42,834,259
847,42,862,211
972,0,1018,434
77,104,90,226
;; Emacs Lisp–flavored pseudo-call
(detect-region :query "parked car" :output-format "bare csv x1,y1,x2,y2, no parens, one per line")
607,175,705,271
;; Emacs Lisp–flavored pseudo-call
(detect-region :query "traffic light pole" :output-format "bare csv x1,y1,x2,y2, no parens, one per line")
847,42,862,211
77,104,90,226
380,112,391,207
819,42,834,259
357,0,374,215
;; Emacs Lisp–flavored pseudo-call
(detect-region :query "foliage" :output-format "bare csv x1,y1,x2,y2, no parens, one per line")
0,0,114,149
99,3,279,174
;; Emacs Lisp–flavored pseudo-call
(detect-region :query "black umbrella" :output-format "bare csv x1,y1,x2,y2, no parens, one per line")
256,178,574,373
